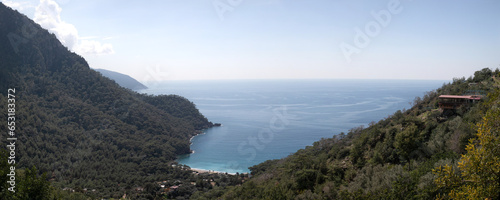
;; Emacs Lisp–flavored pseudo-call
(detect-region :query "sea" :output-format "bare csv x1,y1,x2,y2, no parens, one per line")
141,79,446,173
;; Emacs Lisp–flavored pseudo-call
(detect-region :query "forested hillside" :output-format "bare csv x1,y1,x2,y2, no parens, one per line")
0,3,214,198
194,68,500,199
1,2,499,199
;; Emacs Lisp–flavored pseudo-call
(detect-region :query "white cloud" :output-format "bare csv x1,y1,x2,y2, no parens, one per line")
33,0,114,55
77,40,114,55
2,0,34,12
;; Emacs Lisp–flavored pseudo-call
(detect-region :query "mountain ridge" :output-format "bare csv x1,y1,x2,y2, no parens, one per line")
94,68,148,90
0,3,214,198
1,2,499,199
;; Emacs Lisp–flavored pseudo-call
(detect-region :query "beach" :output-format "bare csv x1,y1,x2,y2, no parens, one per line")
190,168,238,175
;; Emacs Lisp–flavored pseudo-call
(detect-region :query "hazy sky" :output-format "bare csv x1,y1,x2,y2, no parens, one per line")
2,0,500,81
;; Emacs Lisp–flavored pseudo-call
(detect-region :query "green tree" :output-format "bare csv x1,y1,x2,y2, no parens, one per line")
395,123,420,162
434,91,500,199
295,169,318,191
17,166,53,200
0,151,55,200
0,150,15,199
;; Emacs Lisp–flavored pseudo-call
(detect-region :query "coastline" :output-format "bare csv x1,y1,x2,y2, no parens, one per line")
183,129,246,175
189,132,206,144
190,168,238,175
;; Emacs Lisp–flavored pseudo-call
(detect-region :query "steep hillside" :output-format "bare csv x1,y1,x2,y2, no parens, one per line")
0,3,213,198
193,68,500,199
94,68,148,90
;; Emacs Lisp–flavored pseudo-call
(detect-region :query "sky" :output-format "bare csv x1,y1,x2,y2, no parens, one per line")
2,0,500,81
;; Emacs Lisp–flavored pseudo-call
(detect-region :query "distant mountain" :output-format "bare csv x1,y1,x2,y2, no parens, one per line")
94,68,148,90
0,3,213,198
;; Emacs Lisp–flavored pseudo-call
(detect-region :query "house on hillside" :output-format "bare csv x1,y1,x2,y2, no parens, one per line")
438,95,482,110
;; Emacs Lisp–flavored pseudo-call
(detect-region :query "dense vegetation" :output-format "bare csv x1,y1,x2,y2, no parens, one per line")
434,86,500,199
1,2,499,199
0,3,219,198
193,69,500,199
0,149,249,199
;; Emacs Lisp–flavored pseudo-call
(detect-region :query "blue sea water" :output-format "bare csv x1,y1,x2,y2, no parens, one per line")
141,79,445,173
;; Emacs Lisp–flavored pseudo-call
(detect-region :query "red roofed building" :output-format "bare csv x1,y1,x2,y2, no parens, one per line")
438,95,482,109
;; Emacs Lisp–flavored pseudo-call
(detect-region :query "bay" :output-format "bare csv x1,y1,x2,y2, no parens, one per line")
141,79,445,173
